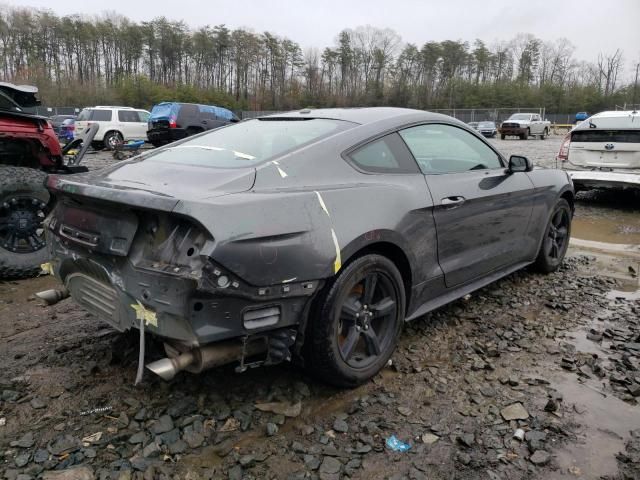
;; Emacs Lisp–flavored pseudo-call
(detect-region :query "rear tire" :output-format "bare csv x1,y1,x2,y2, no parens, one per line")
306,254,405,387
0,167,50,278
533,198,571,273
540,128,548,140
500,134,506,140
104,131,123,151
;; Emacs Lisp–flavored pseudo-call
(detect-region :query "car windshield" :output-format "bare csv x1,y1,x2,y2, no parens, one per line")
478,122,494,127
509,114,531,120
147,118,355,168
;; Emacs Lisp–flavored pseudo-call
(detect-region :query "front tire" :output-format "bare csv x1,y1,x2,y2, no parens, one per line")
0,167,50,278
500,134,506,140
533,198,571,273
540,128,548,140
307,254,405,387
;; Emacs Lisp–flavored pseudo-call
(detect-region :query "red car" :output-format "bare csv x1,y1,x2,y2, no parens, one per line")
0,82,91,278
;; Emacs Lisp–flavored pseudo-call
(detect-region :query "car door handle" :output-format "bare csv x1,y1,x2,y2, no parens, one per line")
441,196,466,207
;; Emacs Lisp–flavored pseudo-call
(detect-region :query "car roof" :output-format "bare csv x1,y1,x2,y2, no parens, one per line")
264,107,456,126
574,110,640,130
590,110,640,119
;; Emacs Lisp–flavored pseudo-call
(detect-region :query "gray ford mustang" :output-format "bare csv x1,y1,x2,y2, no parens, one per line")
44,107,574,387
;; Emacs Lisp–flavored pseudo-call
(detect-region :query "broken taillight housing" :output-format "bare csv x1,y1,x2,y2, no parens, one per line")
557,134,571,164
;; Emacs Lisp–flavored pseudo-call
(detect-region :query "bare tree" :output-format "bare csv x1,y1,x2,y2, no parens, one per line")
597,49,623,95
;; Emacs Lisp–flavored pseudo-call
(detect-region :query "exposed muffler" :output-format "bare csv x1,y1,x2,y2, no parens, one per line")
146,339,266,381
35,287,70,305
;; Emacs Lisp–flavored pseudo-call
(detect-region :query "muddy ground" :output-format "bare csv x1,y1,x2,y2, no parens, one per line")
1,136,640,480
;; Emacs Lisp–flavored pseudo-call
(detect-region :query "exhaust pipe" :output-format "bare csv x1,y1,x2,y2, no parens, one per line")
146,339,265,381
145,351,196,381
36,288,70,305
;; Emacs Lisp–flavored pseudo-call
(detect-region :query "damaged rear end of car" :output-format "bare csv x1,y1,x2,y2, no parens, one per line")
43,117,355,381
45,177,319,380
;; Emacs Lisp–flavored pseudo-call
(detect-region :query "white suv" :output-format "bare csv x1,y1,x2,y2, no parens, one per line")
75,106,150,149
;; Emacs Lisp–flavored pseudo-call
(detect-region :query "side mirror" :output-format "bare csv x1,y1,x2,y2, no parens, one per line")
508,155,533,173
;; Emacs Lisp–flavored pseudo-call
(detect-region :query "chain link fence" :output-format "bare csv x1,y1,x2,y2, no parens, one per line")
22,106,583,125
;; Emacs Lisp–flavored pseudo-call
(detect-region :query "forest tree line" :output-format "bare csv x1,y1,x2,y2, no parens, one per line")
0,5,637,113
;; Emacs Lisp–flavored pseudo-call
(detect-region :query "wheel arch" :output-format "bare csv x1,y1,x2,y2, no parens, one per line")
103,129,123,140
340,238,414,313
559,188,575,214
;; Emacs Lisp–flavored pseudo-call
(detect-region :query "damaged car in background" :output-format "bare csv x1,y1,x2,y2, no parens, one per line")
557,110,640,191
43,108,574,387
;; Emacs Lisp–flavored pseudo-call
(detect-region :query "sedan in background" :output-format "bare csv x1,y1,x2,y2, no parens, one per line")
49,114,75,137
477,121,497,138
45,108,574,387
558,110,640,191
57,118,75,143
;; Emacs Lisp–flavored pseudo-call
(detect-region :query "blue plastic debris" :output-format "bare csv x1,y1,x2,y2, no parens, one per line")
385,435,411,452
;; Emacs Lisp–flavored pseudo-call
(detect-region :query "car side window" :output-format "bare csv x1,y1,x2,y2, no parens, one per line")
118,110,140,122
533,115,540,121
348,133,419,174
91,110,111,121
137,111,150,123
399,124,503,175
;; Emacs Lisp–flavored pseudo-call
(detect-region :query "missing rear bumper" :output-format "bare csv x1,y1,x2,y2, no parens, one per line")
567,170,640,190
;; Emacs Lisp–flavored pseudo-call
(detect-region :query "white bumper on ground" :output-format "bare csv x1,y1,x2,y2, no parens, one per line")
567,170,640,190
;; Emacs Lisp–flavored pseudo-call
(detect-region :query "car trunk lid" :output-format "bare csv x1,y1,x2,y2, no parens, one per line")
568,129,640,169
47,156,256,212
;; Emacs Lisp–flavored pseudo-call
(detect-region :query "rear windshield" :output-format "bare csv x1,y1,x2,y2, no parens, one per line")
151,103,180,118
572,130,640,143
0,91,21,112
147,118,355,168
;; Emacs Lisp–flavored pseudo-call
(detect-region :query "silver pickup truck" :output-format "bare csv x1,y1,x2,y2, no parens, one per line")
499,113,551,140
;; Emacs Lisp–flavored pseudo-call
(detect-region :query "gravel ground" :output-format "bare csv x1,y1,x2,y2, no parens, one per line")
2,135,640,480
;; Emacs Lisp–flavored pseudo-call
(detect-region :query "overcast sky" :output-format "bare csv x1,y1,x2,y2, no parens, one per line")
6,0,640,66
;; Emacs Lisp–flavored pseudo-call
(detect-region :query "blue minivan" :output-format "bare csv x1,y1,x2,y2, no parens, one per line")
147,102,239,147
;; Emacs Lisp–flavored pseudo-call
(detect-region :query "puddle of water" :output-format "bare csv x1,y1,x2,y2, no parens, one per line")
607,288,640,301
572,191,640,247
572,215,640,245
549,282,640,479
570,237,640,258
549,371,640,479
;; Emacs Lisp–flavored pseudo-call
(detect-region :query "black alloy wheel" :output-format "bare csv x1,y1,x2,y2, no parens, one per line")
337,271,398,369
0,166,51,278
534,198,572,273
545,208,570,259
0,195,48,254
307,254,405,387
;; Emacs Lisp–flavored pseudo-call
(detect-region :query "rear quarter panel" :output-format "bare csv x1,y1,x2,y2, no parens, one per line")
172,123,442,288
173,174,439,288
